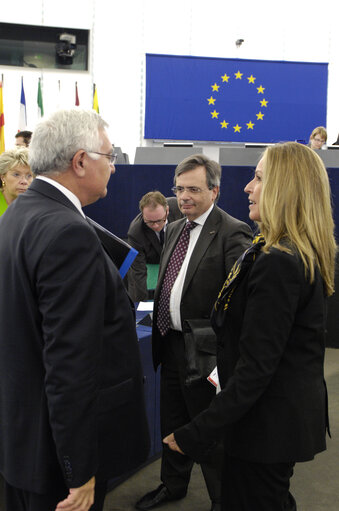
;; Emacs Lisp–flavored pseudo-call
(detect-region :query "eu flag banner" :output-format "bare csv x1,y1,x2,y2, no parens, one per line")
145,54,328,143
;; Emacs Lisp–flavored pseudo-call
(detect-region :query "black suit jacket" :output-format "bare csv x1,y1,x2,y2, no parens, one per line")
127,197,183,302
0,179,150,493
175,248,329,464
152,205,253,369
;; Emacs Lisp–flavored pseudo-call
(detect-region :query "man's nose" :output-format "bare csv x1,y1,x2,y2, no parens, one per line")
181,188,192,198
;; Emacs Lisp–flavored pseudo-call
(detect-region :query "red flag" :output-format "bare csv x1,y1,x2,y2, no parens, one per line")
75,82,80,106
0,78,5,153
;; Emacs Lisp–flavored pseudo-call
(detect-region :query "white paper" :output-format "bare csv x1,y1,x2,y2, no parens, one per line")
137,301,154,311
207,366,221,393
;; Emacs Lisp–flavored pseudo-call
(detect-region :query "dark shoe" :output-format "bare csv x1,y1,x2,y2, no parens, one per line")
210,503,222,511
135,484,183,510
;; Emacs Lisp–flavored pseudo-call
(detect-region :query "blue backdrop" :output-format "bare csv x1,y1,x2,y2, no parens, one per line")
145,54,328,143
83,164,339,242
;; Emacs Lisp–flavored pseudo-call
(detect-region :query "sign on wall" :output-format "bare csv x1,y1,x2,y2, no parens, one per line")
145,54,328,143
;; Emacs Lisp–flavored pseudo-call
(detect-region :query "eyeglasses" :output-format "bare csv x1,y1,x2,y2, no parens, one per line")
143,213,167,226
87,151,118,164
313,138,325,143
7,171,33,180
171,186,215,195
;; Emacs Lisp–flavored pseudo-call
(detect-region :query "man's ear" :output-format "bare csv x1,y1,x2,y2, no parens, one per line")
211,186,219,202
71,150,86,177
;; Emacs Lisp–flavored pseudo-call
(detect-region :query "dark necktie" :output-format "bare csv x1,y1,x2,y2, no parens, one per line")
159,228,165,246
157,221,197,336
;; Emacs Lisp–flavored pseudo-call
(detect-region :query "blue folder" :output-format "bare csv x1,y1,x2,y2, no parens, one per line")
86,217,138,278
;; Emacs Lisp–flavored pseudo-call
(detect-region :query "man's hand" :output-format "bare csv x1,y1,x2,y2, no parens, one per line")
55,476,95,511
163,433,185,454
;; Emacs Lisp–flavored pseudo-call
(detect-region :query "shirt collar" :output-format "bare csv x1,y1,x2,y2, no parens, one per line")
187,203,214,226
36,175,85,218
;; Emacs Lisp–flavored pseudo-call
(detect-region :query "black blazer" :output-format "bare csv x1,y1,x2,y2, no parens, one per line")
0,179,150,493
127,197,183,302
175,248,329,464
152,205,253,369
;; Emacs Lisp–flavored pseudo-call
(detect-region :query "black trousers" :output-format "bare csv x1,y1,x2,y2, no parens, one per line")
5,478,107,511
160,329,223,503
221,454,297,511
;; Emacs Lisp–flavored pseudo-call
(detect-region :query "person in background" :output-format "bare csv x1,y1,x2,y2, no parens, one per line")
14,130,33,147
164,142,336,511
127,191,183,302
0,147,33,216
136,154,253,511
309,126,327,150
0,109,149,511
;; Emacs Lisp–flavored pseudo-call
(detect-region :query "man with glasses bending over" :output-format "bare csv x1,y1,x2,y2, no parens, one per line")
0,109,150,511
135,155,253,511
127,191,183,302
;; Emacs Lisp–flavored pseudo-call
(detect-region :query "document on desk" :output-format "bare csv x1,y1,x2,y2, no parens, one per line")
137,302,154,311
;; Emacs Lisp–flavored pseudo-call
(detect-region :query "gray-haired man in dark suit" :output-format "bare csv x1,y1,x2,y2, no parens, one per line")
0,109,149,511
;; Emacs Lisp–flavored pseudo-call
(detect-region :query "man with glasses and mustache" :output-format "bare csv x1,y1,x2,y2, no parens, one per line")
127,191,183,302
135,154,252,511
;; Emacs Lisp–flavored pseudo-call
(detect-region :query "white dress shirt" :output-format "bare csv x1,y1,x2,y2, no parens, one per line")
169,204,214,331
155,220,168,242
36,175,85,218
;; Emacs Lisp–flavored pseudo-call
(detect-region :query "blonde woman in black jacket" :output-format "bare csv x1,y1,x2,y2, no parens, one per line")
164,142,336,511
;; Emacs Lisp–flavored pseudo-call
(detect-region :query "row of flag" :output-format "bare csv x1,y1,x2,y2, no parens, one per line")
0,77,100,154
18,77,48,131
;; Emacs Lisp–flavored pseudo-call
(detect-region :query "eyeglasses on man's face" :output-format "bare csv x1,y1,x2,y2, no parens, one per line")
171,185,215,195
87,151,118,164
143,213,167,226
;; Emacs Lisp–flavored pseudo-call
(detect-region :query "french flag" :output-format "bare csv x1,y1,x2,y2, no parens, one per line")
18,77,27,130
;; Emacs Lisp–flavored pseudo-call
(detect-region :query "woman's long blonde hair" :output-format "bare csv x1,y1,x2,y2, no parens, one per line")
259,142,336,296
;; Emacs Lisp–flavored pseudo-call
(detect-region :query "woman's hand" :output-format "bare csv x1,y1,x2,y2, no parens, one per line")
163,433,185,454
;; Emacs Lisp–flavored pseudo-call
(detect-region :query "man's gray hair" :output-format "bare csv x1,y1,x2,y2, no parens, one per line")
29,108,109,176
174,154,221,188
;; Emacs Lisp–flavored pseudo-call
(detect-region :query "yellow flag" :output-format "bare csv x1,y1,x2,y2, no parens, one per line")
92,85,99,113
0,80,5,154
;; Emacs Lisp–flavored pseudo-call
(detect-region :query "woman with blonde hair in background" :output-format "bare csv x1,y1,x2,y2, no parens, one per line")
0,147,33,216
164,142,336,511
